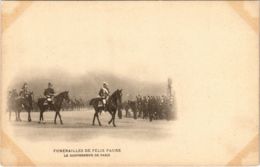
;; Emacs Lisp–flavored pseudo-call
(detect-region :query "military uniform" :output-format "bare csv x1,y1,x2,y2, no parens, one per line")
44,87,55,106
19,88,32,99
99,86,110,108
99,87,109,99
44,88,55,97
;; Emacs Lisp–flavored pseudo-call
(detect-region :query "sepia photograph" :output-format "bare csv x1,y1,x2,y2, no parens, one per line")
1,1,259,166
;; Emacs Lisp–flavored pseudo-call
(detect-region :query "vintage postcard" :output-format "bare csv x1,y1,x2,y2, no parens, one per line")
0,1,259,166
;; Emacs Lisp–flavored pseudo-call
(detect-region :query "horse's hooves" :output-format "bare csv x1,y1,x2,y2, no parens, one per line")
108,121,111,124
61,122,63,125
92,124,95,126
99,124,102,126
113,125,116,127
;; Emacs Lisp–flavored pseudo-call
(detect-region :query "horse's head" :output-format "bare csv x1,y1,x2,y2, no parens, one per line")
61,91,70,103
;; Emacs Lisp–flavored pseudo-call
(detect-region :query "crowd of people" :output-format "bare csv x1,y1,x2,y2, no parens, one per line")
123,94,174,121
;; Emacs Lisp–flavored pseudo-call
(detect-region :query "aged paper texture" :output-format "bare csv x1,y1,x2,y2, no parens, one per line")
1,1,259,166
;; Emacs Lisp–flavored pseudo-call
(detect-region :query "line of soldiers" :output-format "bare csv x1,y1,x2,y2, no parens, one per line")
61,98,87,111
123,94,173,121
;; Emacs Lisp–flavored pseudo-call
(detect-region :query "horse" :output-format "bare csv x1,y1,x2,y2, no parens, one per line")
89,89,122,127
7,91,17,121
7,90,20,121
8,91,33,122
37,91,70,124
16,94,33,122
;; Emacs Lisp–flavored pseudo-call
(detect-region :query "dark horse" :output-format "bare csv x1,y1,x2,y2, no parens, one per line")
9,93,33,122
37,91,70,124
89,89,122,127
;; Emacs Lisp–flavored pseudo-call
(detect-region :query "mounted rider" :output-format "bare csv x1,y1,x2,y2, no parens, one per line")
19,83,33,110
19,82,33,99
44,82,55,108
98,82,110,109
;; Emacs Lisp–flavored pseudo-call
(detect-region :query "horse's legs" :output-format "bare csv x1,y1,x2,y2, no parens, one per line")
28,109,31,122
108,111,113,124
96,111,102,126
40,112,43,121
133,110,137,119
15,110,18,121
39,111,42,123
112,110,116,127
58,111,63,124
108,118,112,124
39,110,45,123
117,108,122,119
54,112,58,124
42,112,44,121
92,110,97,125
18,109,22,121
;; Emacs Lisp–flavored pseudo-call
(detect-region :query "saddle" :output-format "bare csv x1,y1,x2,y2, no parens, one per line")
97,97,108,111
98,101,103,107
43,96,54,106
